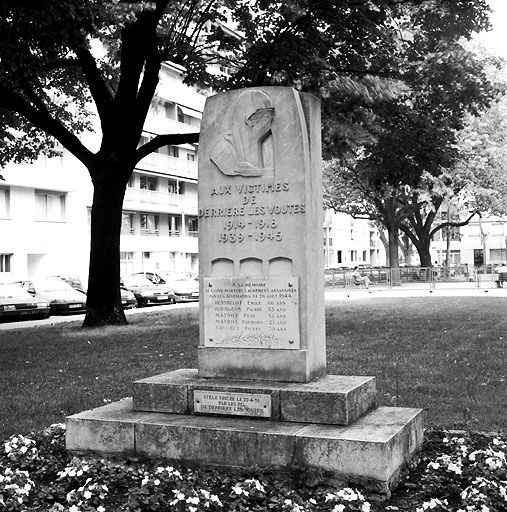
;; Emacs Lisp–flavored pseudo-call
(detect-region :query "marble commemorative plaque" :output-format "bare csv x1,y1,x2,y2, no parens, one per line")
203,276,300,349
193,390,271,417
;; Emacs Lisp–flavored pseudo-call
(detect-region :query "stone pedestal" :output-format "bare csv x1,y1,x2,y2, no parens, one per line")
66,87,423,494
67,393,423,494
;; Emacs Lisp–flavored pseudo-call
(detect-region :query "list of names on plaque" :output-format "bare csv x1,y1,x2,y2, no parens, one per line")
203,276,300,349
194,390,271,418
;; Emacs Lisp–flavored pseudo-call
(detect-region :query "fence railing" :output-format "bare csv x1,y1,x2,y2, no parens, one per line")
324,266,502,291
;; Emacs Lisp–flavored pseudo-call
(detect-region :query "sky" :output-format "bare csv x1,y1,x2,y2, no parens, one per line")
475,0,507,57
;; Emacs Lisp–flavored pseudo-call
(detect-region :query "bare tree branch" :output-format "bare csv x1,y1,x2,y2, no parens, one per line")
134,132,199,163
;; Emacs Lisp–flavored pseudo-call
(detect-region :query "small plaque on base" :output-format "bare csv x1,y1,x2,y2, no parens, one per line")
194,390,271,418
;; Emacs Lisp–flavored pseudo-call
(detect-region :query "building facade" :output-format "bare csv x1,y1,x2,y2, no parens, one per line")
0,62,203,284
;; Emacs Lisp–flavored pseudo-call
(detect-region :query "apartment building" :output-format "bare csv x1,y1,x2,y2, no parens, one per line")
0,61,203,284
431,214,507,267
323,210,386,268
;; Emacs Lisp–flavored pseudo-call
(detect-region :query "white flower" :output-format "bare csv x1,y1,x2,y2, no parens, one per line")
325,493,336,502
232,484,248,496
428,462,440,470
447,462,462,475
189,508,197,512
153,479,160,486
83,490,92,500
69,506,80,512
187,496,200,505
285,499,293,505
200,489,210,499
97,507,106,512
141,476,149,486
210,494,222,505
332,505,345,512
309,498,316,504
362,502,371,512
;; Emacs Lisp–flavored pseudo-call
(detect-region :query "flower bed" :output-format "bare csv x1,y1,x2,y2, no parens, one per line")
1,426,506,511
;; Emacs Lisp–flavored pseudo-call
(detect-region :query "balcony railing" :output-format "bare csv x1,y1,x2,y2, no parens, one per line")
169,230,180,237
141,228,159,236
188,230,198,237
124,188,197,213
137,151,198,179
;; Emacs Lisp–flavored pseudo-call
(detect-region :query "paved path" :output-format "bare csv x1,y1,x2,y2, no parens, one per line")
1,285,506,331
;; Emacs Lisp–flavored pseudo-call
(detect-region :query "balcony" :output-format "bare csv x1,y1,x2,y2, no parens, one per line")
124,188,197,215
141,228,159,236
137,151,198,180
188,230,198,238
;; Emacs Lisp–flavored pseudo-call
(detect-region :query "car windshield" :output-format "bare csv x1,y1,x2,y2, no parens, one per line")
123,275,153,287
32,278,74,292
159,273,191,283
0,284,31,299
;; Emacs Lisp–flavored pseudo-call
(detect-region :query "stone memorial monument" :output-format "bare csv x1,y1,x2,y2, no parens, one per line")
66,87,423,494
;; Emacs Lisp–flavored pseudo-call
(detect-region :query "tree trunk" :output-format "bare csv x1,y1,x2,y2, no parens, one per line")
418,242,433,268
82,171,128,327
387,221,401,285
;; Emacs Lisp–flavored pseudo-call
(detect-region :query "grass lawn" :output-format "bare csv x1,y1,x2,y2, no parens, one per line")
1,297,506,441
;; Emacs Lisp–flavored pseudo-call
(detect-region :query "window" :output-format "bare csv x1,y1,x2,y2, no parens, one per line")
350,250,357,261
168,179,180,194
35,191,65,222
362,250,367,261
169,145,179,158
164,101,175,119
177,106,185,123
337,251,342,264
0,188,10,218
187,153,196,161
350,229,354,240
121,212,135,235
140,213,159,235
0,254,11,272
329,238,333,247
490,249,507,262
187,217,198,237
140,176,158,191
168,215,181,236
138,135,150,148
120,252,134,276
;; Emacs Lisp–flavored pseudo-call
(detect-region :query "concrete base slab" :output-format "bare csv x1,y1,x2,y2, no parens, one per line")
66,399,423,493
133,369,376,425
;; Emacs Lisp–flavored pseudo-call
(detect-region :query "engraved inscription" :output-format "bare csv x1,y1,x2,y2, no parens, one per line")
199,180,305,244
194,390,272,417
204,276,300,349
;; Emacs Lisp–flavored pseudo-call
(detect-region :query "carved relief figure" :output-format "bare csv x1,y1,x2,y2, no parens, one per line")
210,90,275,177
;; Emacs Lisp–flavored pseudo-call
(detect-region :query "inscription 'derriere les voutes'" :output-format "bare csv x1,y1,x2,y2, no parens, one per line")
199,180,305,244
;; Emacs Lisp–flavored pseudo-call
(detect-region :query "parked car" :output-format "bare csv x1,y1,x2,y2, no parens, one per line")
120,286,137,309
52,275,86,294
133,271,199,302
0,283,50,322
121,275,176,307
29,277,87,314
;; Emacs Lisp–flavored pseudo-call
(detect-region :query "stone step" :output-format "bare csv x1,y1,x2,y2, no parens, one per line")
132,369,377,426
66,399,423,494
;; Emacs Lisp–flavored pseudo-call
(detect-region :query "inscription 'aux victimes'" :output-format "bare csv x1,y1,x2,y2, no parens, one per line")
199,180,305,243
